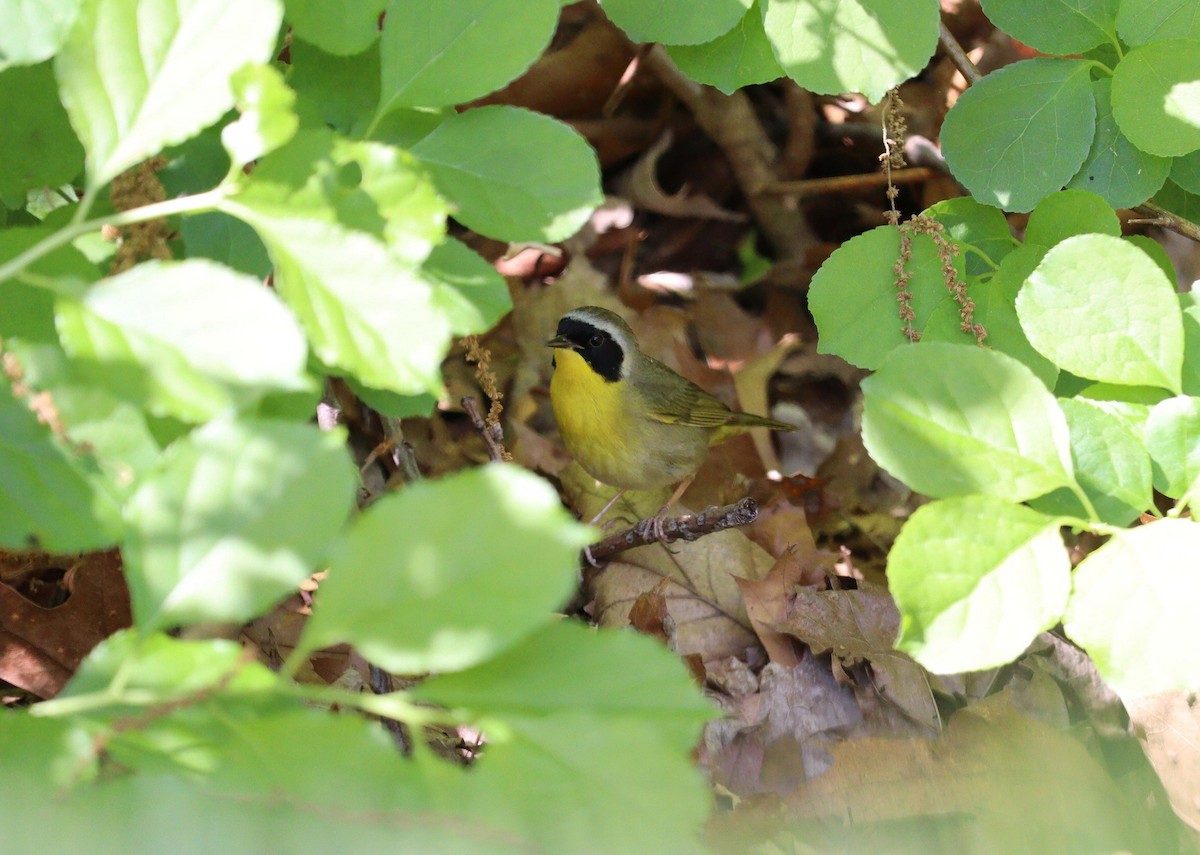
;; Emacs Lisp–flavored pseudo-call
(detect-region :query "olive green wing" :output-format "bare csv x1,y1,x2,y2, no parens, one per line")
635,356,735,428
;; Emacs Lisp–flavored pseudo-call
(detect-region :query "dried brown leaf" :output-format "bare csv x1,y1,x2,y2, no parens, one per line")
0,551,131,698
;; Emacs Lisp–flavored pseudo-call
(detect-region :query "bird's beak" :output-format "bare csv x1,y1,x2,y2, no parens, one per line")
546,335,576,350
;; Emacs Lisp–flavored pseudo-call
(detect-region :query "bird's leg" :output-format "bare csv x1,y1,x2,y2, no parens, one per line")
648,476,694,543
588,488,627,527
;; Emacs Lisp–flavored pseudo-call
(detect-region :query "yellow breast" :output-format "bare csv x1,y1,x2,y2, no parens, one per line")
550,349,708,490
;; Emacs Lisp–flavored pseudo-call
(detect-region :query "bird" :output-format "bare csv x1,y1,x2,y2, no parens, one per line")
546,305,794,541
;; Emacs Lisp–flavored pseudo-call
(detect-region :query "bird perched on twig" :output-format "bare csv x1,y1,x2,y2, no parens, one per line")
547,305,794,540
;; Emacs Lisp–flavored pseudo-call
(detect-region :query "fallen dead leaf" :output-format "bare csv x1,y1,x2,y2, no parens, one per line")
0,550,131,698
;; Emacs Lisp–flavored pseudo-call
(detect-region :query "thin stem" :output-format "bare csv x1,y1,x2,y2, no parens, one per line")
1067,480,1102,524
0,187,228,285
953,239,1003,271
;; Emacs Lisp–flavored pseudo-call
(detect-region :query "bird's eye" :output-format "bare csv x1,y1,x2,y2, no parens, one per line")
588,333,605,348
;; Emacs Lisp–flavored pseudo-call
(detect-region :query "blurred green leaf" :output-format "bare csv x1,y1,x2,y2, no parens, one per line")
1144,395,1200,500
458,713,709,854
284,0,384,55
415,622,715,750
221,64,298,170
289,39,379,135
0,380,119,551
0,62,84,207
602,0,749,45
761,0,939,103
889,496,1069,674
423,237,512,336
302,464,591,673
122,419,357,630
942,58,1095,212
667,2,782,94
862,344,1075,501
55,0,283,190
377,0,559,111
1017,234,1184,393
1065,519,1200,697
0,0,83,68
412,106,602,242
56,259,311,421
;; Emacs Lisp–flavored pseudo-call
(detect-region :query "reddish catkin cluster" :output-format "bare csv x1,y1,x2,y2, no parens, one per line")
894,216,988,347
108,156,172,274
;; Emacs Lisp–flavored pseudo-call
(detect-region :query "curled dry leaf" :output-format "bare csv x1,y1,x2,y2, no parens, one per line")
0,551,131,698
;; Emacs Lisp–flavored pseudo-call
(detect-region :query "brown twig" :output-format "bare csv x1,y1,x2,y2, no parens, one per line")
641,45,813,260
462,395,510,462
764,167,939,197
939,21,981,85
585,497,760,563
1132,201,1200,243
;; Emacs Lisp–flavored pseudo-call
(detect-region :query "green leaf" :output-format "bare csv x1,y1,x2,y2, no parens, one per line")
861,343,1075,501
1028,398,1153,525
289,39,380,135
122,419,357,631
221,64,298,170
1024,189,1121,249
10,339,161,496
179,212,272,278
923,196,1015,275
412,106,602,242
1181,293,1200,396
414,622,715,749
227,214,449,395
979,0,1117,55
1117,0,1200,45
1172,149,1200,195
1017,234,1184,393
0,380,118,551
761,0,938,103
807,225,956,369
377,0,559,111
601,0,750,45
459,713,709,855
0,62,84,207
55,0,284,190
302,464,591,674
1064,518,1200,697
922,267,1058,389
1111,39,1200,158
1156,178,1200,221
220,131,453,395
0,0,83,68
423,237,513,335
0,227,99,341
227,129,447,264
942,58,1095,212
889,496,1069,674
1067,79,1171,208
284,0,384,55
55,259,311,422
667,2,782,94
59,631,277,706
1143,395,1200,501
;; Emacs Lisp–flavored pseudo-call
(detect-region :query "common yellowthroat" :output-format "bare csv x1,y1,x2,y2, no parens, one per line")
547,306,793,535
